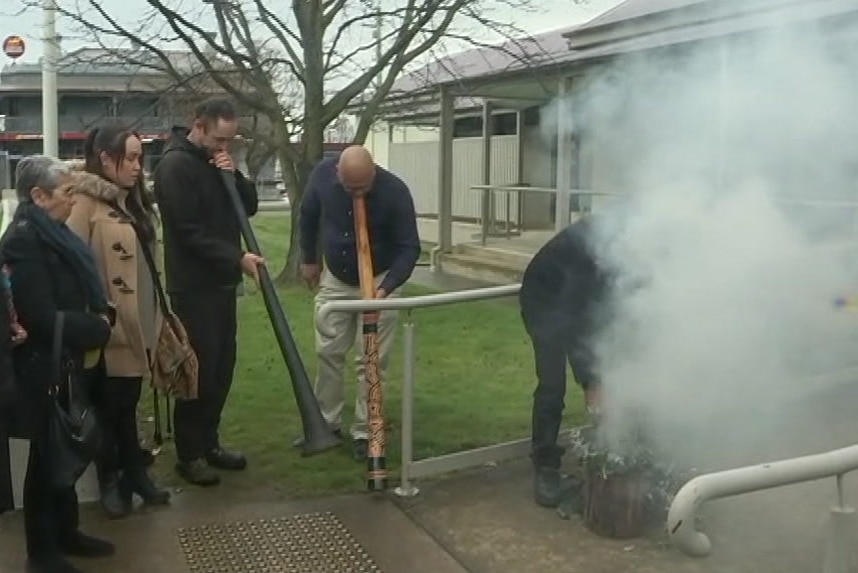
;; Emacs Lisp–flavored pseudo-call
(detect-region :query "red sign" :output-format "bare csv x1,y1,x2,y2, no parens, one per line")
2,36,25,59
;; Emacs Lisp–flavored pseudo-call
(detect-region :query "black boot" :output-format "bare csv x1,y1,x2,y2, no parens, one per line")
205,447,247,471
99,473,132,519
122,467,170,506
176,459,220,487
59,531,116,558
140,446,155,467
534,467,563,508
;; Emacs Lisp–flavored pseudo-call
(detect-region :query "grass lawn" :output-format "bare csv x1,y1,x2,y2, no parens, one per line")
142,212,585,498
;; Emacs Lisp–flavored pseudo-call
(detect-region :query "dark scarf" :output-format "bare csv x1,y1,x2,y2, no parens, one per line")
14,202,109,313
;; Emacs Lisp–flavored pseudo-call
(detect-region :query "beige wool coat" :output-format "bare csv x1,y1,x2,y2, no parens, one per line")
66,169,163,379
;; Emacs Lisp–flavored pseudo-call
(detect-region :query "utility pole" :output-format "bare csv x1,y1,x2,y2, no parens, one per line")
374,1,382,89
42,0,59,157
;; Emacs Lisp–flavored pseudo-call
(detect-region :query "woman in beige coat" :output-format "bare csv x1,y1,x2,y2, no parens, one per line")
67,125,170,519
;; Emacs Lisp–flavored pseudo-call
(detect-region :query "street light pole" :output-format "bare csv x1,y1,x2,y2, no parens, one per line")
42,0,59,157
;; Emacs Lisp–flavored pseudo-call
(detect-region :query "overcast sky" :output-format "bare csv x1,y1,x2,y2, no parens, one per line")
2,0,623,64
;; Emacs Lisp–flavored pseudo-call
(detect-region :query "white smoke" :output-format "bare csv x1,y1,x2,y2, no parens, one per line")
542,14,858,469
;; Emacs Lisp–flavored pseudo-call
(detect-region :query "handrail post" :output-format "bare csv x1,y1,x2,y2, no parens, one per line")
394,310,419,497
481,187,490,245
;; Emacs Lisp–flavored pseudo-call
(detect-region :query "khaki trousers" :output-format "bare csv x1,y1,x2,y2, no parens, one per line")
313,269,398,440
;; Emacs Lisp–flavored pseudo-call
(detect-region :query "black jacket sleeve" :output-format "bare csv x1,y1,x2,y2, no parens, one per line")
379,183,421,294
234,170,259,217
1,229,111,352
154,156,245,275
298,166,323,265
0,277,13,406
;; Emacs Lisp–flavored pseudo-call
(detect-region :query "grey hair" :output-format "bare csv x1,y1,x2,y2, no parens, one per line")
14,155,71,203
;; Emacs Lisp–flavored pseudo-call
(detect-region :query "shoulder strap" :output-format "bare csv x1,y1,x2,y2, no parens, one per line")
107,201,177,332
52,311,65,391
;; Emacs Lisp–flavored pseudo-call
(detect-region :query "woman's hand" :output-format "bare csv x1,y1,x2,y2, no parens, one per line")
10,322,27,346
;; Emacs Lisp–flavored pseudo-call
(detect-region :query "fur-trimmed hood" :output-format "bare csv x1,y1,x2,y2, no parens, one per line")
69,166,129,204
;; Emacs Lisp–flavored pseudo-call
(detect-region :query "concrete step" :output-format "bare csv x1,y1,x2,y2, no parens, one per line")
439,252,525,285
455,243,534,269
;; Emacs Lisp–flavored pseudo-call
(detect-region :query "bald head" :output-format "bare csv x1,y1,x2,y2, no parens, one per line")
337,145,376,196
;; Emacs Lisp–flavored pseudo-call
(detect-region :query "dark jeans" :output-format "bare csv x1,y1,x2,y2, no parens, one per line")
92,376,143,479
527,327,600,470
170,289,238,463
23,438,79,559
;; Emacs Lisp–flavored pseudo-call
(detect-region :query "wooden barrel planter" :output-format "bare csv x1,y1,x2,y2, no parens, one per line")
582,467,650,539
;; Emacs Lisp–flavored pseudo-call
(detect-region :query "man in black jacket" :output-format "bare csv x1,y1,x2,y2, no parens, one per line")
520,215,613,508
153,97,261,487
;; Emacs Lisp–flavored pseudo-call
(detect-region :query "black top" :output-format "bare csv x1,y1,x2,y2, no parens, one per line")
153,127,259,293
0,217,112,439
0,266,14,515
298,157,421,294
519,217,613,338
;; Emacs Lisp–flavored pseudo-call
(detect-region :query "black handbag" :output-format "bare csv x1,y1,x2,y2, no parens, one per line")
42,311,103,490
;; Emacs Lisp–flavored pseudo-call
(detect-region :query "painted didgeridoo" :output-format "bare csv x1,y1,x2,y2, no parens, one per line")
353,195,387,491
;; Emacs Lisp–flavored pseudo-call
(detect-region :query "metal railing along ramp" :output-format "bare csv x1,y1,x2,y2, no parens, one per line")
667,446,858,573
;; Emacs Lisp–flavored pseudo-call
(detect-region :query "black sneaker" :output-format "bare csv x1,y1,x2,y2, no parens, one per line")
352,439,368,462
59,531,116,558
176,459,220,486
206,447,247,471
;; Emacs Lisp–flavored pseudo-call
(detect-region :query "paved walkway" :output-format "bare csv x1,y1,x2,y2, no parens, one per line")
0,490,468,573
1,389,856,573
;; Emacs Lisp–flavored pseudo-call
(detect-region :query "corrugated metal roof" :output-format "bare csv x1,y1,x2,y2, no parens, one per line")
576,0,709,31
386,0,857,98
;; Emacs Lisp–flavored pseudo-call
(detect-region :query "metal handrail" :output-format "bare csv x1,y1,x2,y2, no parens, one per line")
469,184,629,244
315,284,520,338
470,184,627,197
668,444,858,557
315,283,522,496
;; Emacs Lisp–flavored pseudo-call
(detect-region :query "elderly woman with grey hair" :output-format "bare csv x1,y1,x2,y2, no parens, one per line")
0,155,114,573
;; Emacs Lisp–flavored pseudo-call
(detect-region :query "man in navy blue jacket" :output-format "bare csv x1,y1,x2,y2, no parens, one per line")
298,145,420,461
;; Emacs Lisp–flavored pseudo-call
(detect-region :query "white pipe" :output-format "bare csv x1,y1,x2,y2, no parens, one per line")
42,0,59,157
1,198,17,235
668,444,858,557
315,284,520,338
428,244,442,271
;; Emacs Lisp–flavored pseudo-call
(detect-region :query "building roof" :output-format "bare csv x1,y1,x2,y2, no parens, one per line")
0,47,202,78
384,0,857,99
572,0,708,32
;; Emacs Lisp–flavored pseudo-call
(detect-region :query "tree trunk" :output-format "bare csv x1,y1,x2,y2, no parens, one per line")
277,0,326,286
274,146,310,286
276,206,304,285
583,467,649,539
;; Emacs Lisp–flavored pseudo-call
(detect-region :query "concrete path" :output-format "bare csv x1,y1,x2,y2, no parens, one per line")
1,381,856,573
0,491,467,573
407,266,499,291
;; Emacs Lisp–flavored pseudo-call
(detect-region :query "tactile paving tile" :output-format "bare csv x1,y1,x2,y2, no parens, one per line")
177,511,383,573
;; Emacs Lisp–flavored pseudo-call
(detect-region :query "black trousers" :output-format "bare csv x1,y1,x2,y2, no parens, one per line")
23,437,79,559
92,376,143,479
170,289,238,463
525,320,600,471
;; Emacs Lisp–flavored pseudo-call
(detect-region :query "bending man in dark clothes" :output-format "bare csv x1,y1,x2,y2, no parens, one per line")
520,215,613,508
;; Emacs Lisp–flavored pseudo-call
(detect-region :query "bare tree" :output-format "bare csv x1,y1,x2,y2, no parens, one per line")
53,0,538,282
